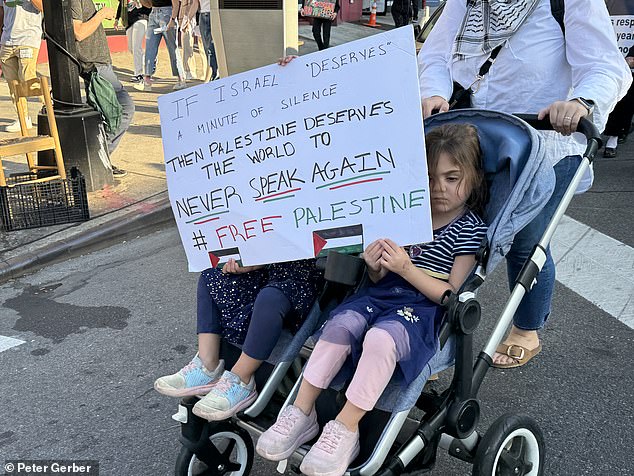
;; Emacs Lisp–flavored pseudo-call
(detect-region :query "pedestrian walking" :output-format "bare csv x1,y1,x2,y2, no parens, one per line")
301,0,340,51
135,0,186,91
0,0,42,133
114,0,151,84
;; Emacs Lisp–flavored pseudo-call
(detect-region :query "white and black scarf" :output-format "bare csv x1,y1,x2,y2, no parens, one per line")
453,0,540,59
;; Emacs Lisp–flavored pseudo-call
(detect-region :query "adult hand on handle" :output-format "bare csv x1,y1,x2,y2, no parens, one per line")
538,100,589,136
422,95,449,118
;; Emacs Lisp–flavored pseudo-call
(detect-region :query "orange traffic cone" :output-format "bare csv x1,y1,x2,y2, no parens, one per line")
364,0,381,28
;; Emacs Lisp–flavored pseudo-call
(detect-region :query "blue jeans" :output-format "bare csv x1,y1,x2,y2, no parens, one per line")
506,155,582,330
144,6,179,78
198,12,218,76
94,64,134,155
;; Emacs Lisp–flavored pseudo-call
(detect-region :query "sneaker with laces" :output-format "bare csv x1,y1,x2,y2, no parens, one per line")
154,356,224,397
131,74,144,83
192,370,257,421
256,405,319,461
5,117,32,133
134,77,152,91
111,166,128,178
299,420,360,476
173,80,187,91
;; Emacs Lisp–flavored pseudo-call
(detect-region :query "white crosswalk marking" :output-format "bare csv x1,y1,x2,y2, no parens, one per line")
552,215,634,329
0,335,25,353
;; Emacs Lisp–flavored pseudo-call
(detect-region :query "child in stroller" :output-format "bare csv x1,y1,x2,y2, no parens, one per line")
168,109,601,476
257,123,488,476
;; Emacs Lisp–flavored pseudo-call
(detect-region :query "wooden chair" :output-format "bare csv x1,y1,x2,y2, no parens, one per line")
0,75,65,187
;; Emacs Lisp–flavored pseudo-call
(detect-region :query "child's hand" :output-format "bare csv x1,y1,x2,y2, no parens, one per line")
222,259,264,274
277,55,298,66
380,239,415,277
362,240,384,273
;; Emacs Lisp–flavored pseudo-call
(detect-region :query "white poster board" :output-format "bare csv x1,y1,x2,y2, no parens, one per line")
607,0,634,55
158,26,432,272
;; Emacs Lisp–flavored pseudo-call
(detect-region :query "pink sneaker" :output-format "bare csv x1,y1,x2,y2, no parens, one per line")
256,405,319,461
299,420,360,476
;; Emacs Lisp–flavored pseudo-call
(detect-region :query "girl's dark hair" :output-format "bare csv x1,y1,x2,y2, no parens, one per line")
425,123,487,216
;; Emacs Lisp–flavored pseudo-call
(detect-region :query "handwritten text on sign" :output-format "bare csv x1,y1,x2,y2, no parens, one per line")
158,27,432,272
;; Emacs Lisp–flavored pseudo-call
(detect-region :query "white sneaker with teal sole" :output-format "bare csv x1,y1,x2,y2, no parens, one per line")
192,370,257,421
154,356,224,397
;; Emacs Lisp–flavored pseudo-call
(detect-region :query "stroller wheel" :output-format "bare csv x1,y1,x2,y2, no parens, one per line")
175,422,254,476
472,413,544,476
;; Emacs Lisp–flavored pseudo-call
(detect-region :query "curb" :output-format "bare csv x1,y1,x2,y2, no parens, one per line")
0,196,174,284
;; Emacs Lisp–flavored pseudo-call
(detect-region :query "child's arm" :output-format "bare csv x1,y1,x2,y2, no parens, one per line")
363,240,388,283
380,239,476,304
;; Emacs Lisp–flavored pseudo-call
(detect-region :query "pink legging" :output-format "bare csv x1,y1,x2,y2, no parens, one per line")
303,327,398,411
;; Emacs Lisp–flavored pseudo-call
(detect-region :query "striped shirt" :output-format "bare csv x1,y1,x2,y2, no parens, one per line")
408,211,487,280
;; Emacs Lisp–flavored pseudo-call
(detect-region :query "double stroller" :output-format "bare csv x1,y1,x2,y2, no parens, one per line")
169,109,600,476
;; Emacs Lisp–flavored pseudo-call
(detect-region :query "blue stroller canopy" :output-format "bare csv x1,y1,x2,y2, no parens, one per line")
424,109,557,274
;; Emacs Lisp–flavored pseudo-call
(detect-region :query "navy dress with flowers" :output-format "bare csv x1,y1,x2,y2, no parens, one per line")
201,259,323,344
325,211,487,386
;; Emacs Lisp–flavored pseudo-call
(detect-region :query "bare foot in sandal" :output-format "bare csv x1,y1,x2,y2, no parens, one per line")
492,326,541,369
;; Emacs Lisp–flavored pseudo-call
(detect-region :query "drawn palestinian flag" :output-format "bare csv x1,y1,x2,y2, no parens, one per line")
313,224,364,257
208,247,242,268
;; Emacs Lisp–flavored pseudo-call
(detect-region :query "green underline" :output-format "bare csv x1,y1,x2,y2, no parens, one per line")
316,171,392,190
263,194,295,203
185,210,230,224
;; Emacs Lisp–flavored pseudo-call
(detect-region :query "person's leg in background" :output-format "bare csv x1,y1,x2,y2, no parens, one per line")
94,64,135,174
181,25,197,80
198,12,218,81
493,156,582,368
129,19,147,81
321,18,332,49
603,79,634,158
312,18,325,50
160,14,187,89
137,8,162,91
0,45,38,132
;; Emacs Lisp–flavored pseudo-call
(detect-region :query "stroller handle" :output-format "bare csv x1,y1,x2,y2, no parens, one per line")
514,114,601,161
514,114,601,144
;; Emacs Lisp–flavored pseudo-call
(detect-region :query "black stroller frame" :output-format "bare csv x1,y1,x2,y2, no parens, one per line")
171,110,601,476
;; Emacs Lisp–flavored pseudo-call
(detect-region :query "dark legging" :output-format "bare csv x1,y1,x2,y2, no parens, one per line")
603,73,634,138
196,275,292,361
312,18,332,50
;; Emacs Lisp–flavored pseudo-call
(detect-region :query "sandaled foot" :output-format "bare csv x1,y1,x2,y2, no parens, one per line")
493,343,542,369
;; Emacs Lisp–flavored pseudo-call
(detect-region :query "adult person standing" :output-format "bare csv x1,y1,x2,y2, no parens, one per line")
135,0,185,91
418,0,631,368
602,45,634,158
0,0,42,133
197,0,218,82
301,0,339,51
114,0,152,84
174,0,199,81
70,0,134,177
391,0,417,27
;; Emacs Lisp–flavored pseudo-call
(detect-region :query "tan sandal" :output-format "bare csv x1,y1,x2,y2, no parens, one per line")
493,343,542,369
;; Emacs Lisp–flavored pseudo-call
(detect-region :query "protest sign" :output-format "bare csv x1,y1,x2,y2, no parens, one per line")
158,26,432,272
607,0,634,55
303,0,336,19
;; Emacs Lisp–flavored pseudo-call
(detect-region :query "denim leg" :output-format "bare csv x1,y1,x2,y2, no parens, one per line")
144,9,162,77
198,13,218,75
95,64,135,155
506,155,582,330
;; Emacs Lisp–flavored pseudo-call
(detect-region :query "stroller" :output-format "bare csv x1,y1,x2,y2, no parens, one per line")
170,109,601,476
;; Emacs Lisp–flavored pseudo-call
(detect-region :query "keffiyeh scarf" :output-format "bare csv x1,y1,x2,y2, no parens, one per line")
453,0,540,59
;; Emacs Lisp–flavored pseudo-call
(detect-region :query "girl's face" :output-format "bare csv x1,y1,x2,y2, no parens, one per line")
428,152,471,217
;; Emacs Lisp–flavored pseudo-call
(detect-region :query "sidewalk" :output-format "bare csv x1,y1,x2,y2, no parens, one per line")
0,17,389,283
